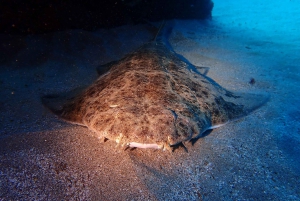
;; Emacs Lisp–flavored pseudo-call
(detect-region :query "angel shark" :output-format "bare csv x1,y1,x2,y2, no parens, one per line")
42,22,269,151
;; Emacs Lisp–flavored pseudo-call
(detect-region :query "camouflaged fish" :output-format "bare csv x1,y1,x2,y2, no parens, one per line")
42,22,268,151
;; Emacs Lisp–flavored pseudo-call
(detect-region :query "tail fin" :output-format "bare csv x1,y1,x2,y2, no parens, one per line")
151,20,174,51
153,20,166,41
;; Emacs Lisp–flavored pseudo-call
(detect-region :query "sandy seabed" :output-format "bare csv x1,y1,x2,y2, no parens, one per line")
1,1,300,200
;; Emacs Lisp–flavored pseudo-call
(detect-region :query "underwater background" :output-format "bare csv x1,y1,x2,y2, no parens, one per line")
0,0,299,200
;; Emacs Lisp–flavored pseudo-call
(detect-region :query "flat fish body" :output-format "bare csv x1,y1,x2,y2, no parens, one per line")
42,41,268,150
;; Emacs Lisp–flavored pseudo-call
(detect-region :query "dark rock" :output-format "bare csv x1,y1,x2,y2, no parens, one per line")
0,0,213,35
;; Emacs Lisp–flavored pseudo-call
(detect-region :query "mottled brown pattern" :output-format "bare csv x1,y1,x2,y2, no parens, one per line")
42,41,267,149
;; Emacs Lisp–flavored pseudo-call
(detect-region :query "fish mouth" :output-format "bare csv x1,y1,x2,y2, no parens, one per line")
127,142,163,149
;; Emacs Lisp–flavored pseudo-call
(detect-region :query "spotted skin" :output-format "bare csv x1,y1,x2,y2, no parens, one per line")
42,41,268,150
